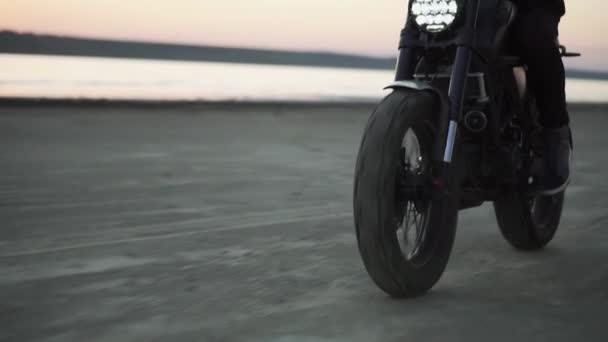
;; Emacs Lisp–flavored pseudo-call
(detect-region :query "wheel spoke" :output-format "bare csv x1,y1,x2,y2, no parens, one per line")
395,128,430,261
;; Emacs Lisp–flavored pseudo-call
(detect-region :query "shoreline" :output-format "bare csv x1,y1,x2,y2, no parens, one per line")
1,97,606,113
2,50,608,81
0,97,378,112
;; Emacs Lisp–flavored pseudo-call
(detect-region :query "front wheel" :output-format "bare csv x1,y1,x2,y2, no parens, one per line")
354,90,458,298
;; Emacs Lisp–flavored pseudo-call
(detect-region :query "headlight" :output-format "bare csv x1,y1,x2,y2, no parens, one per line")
410,0,459,33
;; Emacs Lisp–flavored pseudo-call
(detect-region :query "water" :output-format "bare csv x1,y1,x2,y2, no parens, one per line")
1,53,607,102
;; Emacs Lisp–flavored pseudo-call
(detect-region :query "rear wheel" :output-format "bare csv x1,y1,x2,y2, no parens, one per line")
494,94,565,250
494,82,565,251
494,190,564,251
353,90,458,298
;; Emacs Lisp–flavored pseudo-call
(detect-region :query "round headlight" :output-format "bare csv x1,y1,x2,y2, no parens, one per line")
410,0,459,33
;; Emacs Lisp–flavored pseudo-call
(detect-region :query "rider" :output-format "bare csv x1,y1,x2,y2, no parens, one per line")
511,0,571,195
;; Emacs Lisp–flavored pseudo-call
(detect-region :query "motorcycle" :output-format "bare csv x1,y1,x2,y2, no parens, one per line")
353,0,580,297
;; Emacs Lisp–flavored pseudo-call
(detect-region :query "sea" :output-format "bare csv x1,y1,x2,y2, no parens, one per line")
1,53,607,103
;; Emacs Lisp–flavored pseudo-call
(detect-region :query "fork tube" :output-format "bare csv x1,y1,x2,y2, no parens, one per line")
443,47,472,163
440,0,479,166
395,47,417,81
394,14,419,81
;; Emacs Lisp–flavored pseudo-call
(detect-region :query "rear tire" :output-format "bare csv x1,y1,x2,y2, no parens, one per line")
494,190,564,251
353,90,458,298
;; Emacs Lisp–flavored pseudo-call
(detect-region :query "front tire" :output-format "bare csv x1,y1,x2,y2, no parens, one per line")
354,90,458,298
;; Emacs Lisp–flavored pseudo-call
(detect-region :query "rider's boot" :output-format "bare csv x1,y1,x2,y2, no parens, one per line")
538,125,572,195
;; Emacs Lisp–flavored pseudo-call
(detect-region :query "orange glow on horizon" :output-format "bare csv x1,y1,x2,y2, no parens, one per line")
1,0,607,69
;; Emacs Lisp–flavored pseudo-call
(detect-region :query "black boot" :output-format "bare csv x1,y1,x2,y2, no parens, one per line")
539,125,572,195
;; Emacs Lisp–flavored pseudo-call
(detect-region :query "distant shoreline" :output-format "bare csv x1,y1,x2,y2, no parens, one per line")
0,31,394,71
1,97,606,115
0,97,380,111
2,30,608,80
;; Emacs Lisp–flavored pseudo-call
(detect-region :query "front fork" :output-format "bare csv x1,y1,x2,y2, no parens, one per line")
440,47,472,188
394,46,472,190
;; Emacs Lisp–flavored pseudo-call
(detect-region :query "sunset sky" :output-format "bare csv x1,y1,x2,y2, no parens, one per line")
2,0,607,70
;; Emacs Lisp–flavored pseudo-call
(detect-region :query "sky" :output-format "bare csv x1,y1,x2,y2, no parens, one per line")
2,0,607,70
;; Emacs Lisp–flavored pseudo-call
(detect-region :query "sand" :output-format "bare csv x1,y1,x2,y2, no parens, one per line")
1,102,607,341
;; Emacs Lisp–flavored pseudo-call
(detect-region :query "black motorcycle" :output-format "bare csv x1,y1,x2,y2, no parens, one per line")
353,0,580,297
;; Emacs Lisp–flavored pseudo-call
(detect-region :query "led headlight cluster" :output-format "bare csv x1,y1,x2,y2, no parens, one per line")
411,0,459,33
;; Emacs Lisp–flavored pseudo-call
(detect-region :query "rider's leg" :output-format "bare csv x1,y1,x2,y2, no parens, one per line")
512,8,571,194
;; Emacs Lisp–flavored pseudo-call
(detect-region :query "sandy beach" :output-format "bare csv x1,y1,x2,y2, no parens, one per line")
1,101,607,342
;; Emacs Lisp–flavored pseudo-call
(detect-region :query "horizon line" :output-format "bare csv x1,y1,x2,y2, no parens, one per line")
1,29,607,75
0,29,396,60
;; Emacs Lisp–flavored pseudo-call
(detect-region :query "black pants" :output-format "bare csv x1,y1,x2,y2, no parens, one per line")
511,8,569,128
